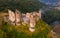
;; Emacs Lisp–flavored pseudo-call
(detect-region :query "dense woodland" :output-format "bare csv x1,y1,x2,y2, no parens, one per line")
0,0,46,13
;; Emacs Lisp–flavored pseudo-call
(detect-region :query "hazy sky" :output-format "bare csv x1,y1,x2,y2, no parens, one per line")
39,0,60,6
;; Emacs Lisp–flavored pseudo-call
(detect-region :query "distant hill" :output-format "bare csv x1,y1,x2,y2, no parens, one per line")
39,0,60,6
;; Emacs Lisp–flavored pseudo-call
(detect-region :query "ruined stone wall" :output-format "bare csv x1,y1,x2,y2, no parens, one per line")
5,9,42,26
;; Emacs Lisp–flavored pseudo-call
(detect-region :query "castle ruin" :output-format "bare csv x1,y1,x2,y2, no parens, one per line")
4,9,42,32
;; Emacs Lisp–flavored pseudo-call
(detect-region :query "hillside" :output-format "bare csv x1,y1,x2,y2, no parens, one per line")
0,18,51,38
42,9,60,24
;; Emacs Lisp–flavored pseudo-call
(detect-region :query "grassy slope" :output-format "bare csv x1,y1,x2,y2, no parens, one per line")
0,19,51,38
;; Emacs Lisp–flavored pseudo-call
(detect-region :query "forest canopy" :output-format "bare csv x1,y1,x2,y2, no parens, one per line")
0,0,46,13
